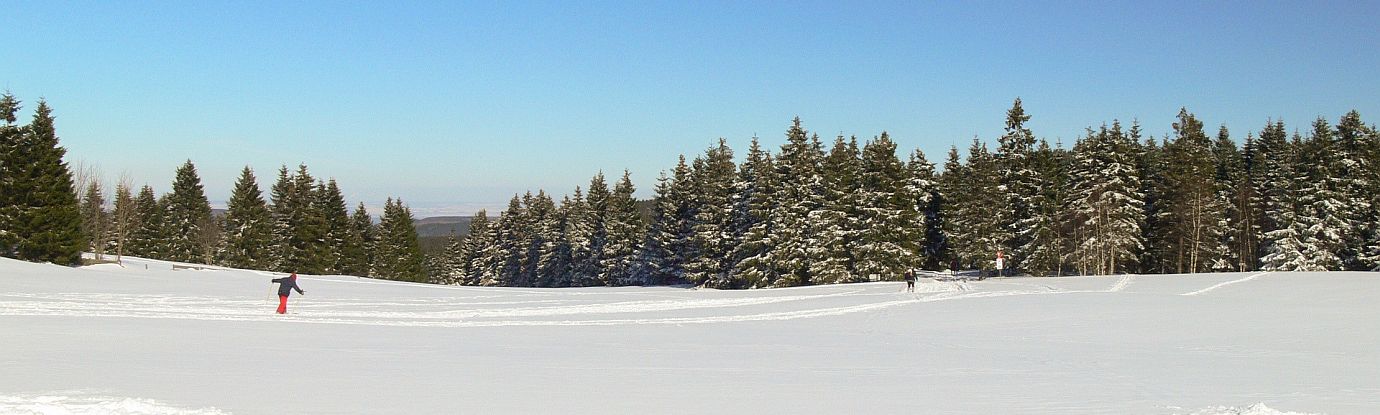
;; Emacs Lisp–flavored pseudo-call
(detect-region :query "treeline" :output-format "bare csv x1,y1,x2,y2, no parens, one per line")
431,100,1380,288
6,93,1378,288
0,93,428,282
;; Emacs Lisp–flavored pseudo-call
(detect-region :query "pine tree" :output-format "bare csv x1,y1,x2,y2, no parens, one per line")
685,140,739,286
1023,139,1071,276
162,160,213,264
217,166,274,269
637,157,695,286
1334,111,1376,269
490,195,528,286
767,118,826,287
812,135,862,285
1162,109,1227,273
79,181,109,260
537,198,575,287
110,181,136,263
995,98,1041,273
293,166,328,273
317,179,354,274
1295,118,1349,270
907,148,942,270
0,92,23,256
1209,126,1247,271
346,202,374,277
945,140,1004,274
1232,134,1263,271
8,100,85,265
937,146,966,270
372,198,426,282
854,132,922,281
1066,122,1144,275
126,185,164,258
601,170,644,285
1262,133,1314,271
523,191,559,286
457,210,492,285
729,137,779,288
571,174,610,286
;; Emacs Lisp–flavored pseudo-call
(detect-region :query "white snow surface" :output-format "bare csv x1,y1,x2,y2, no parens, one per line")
1,256,1376,414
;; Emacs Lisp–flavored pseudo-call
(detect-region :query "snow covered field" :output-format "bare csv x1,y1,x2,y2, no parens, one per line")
1,257,1376,414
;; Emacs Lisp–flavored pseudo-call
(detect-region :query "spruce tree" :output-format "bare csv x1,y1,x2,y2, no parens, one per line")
937,146,967,270
0,92,22,256
1209,126,1247,271
1162,109,1227,273
317,179,353,274
347,202,374,276
10,100,85,265
995,98,1041,273
907,148,942,270
1022,139,1071,276
729,138,779,288
685,140,739,286
110,181,136,263
537,198,575,287
946,140,1004,274
571,174,609,286
163,160,213,264
601,170,644,285
490,195,528,286
767,118,826,286
372,198,426,282
79,181,109,260
637,157,695,286
1335,111,1376,269
1296,118,1349,270
1262,134,1314,271
854,132,922,281
217,166,274,269
1066,122,1144,275
523,191,559,286
458,210,492,285
812,135,862,285
126,185,164,258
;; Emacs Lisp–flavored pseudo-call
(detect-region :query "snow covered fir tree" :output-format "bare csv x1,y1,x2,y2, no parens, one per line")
3,95,1379,287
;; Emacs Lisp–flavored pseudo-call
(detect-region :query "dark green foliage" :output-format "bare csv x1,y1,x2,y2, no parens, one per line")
126,185,164,258
685,140,738,286
601,171,644,285
347,202,375,277
79,181,109,259
217,166,274,269
3,100,85,265
372,197,426,282
163,160,214,264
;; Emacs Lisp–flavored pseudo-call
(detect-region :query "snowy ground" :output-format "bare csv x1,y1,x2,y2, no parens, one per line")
1,257,1376,414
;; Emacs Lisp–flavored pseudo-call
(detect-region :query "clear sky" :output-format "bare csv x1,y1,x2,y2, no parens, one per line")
3,1,1378,216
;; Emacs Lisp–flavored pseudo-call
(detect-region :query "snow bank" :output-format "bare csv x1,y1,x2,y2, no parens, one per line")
0,394,228,415
1180,403,1318,415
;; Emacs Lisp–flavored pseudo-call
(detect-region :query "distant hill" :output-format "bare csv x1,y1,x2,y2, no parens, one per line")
415,216,472,238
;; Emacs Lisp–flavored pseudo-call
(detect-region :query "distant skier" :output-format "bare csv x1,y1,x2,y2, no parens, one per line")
271,273,305,314
904,269,916,292
994,250,1005,278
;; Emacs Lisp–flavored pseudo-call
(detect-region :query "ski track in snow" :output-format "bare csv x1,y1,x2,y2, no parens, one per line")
0,393,229,415
1181,272,1270,296
1107,274,1135,292
0,280,1090,328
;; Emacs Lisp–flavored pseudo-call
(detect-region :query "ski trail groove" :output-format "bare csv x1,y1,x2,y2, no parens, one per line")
1181,272,1270,296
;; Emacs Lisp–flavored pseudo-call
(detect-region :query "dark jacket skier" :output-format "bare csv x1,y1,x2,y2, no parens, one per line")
271,273,305,314
904,269,916,292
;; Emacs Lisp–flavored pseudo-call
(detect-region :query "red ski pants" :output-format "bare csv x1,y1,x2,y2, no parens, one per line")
277,295,289,314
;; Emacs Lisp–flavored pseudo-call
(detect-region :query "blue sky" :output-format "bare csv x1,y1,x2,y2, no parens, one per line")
3,1,1378,216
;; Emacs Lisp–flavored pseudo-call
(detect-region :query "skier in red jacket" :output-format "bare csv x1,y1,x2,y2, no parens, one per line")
271,273,305,314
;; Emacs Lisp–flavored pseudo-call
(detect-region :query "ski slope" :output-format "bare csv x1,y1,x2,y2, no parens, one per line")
1,257,1376,414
